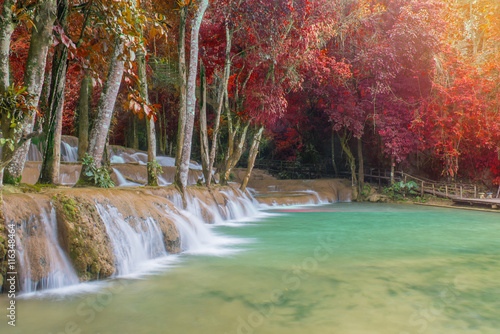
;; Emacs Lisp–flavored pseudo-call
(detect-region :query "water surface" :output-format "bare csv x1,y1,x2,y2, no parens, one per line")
2,202,499,334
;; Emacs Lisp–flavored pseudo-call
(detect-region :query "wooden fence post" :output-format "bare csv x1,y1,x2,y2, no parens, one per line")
460,185,463,198
445,185,448,197
433,184,435,196
474,185,477,198
421,181,424,197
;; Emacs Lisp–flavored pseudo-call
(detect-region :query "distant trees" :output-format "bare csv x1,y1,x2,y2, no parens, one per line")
1,0,499,191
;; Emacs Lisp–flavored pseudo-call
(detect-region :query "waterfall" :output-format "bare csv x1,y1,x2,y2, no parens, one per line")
17,208,79,293
112,168,142,187
26,143,43,162
110,150,203,170
11,186,267,294
61,142,78,162
96,204,168,276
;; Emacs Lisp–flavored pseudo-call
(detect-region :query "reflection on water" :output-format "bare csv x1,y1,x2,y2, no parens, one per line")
1,203,500,334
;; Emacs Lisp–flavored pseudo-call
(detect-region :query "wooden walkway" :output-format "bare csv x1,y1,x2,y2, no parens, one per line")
364,167,500,210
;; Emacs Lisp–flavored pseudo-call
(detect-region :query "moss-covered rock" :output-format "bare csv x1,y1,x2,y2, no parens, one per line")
53,194,115,281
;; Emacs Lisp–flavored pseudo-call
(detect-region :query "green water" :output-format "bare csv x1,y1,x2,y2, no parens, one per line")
2,203,500,334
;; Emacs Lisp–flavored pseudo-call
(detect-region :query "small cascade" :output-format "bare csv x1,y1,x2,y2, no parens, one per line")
171,210,243,256
110,150,203,170
113,168,142,187
220,188,261,220
26,143,43,162
61,141,78,162
96,204,167,276
16,208,79,293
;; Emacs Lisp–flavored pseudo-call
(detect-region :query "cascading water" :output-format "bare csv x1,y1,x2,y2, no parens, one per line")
10,186,278,294
112,168,143,187
110,150,203,170
95,204,168,276
25,143,43,161
61,141,78,162
16,208,79,293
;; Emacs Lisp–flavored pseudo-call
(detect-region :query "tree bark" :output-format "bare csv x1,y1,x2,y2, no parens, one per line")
221,121,249,185
3,0,57,184
0,0,15,94
77,72,90,161
340,131,358,199
240,126,264,192
207,24,232,186
0,0,17,185
357,136,364,190
174,6,188,179
331,128,338,177
175,0,209,193
199,60,210,185
78,37,124,185
138,48,158,186
131,116,139,149
38,0,69,185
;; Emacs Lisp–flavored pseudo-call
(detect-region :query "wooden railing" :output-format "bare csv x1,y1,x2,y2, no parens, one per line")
251,160,498,199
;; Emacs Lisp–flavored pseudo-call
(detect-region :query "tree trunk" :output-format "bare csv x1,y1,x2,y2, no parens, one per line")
0,0,15,94
175,0,209,193
199,60,210,185
131,116,139,150
221,121,249,185
340,131,358,199
38,0,69,185
77,72,90,161
174,6,188,178
331,128,338,177
138,48,158,186
357,136,364,190
3,0,56,184
240,126,264,192
78,37,124,185
390,156,395,185
207,24,232,187
0,0,17,186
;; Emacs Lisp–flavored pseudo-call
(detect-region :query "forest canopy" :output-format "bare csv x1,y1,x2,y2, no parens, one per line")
0,0,499,191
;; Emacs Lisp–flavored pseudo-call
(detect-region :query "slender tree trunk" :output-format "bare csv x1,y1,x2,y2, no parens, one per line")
390,156,395,185
331,128,338,177
174,6,188,177
157,94,166,155
138,48,158,186
240,126,264,192
4,0,57,184
221,121,249,185
78,37,124,185
175,0,209,193
131,116,139,149
0,0,17,185
340,131,358,198
77,72,90,161
0,0,15,95
207,25,232,187
38,0,69,184
357,136,364,190
199,60,210,185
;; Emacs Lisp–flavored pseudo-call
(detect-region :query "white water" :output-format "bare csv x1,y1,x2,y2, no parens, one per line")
61,141,78,162
15,189,285,296
17,208,79,294
26,143,43,161
112,168,142,187
110,151,203,170
96,205,168,276
24,139,79,162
